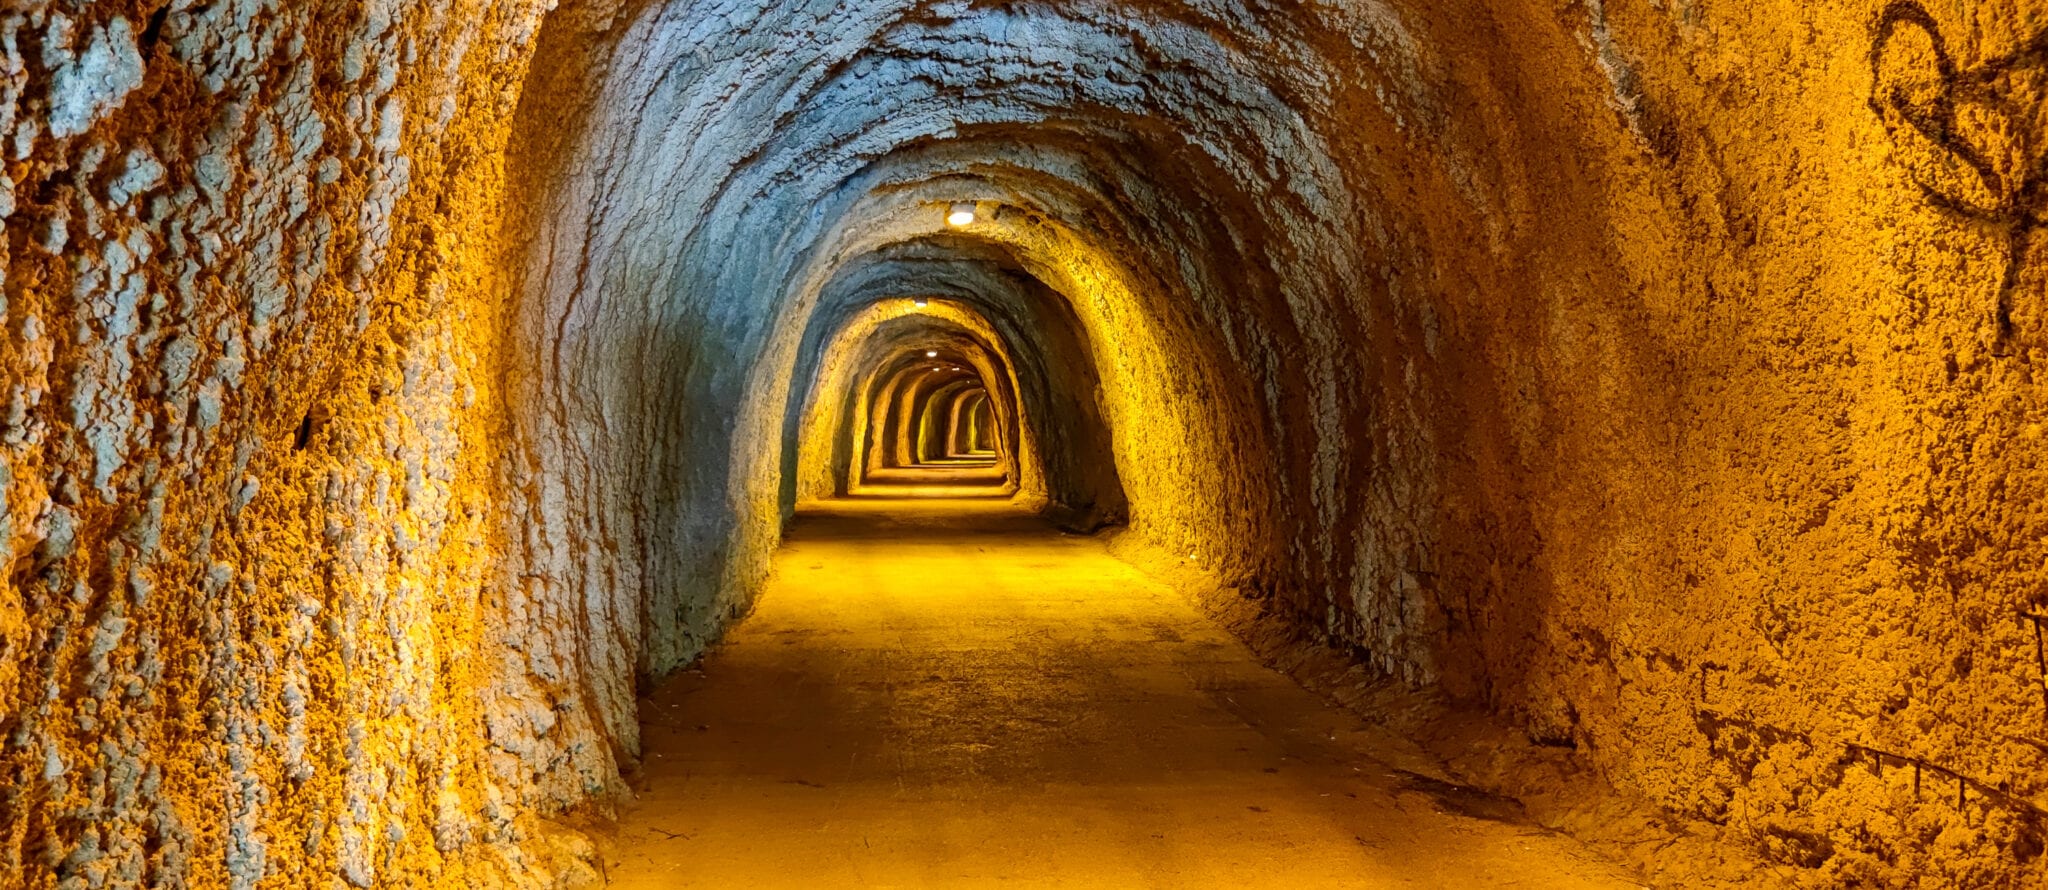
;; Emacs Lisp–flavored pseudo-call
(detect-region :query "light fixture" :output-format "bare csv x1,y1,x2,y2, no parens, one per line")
913,297,929,308
926,350,938,358
946,202,976,227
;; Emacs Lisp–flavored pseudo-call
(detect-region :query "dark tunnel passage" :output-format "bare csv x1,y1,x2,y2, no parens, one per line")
7,0,2048,887
854,340,1017,493
781,237,1130,527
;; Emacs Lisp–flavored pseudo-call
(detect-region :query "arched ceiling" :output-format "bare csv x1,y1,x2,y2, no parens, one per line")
12,0,2043,883
503,2,1438,680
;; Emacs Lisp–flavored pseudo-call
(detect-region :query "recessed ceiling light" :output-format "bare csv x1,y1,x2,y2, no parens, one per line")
946,202,975,227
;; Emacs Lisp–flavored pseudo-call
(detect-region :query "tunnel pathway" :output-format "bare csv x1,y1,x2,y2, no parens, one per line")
605,495,1639,888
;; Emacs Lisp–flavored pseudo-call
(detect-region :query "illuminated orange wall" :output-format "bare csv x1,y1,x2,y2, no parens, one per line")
5,0,2046,886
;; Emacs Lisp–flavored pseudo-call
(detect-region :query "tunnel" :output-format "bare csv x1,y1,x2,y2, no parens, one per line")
4,0,2047,887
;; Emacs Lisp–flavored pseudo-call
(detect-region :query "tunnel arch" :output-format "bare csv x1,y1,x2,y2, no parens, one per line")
791,303,1029,499
857,342,1018,492
495,1,2040,880
10,0,2046,883
481,5,1439,856
781,238,1131,527
891,372,997,475
501,1,1384,693
943,387,998,458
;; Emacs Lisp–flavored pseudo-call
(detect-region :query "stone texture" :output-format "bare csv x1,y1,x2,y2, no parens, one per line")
3,0,2045,886
0,0,599,886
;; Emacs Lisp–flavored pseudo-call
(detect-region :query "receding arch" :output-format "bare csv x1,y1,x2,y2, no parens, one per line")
781,244,1130,528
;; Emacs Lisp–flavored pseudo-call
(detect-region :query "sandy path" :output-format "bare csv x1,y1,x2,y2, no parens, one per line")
604,495,1640,888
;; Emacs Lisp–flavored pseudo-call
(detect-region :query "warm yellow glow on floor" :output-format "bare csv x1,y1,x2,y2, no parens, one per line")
852,463,1015,499
602,497,1637,887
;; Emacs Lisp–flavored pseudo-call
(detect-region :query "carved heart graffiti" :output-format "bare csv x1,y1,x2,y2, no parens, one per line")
1870,0,2048,351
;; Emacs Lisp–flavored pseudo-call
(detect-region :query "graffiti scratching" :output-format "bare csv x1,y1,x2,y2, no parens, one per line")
1871,0,2048,354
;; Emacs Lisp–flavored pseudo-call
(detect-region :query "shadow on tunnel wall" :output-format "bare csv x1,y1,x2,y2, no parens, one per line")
497,1,2048,883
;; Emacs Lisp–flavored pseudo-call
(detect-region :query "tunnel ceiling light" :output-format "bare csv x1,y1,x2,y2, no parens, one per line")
946,202,976,227
926,350,938,358
913,297,929,308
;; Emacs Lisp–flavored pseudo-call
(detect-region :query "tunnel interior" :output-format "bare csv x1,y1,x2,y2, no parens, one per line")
782,232,1130,520
5,0,2048,887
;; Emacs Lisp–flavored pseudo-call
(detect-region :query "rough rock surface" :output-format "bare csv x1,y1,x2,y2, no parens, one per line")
0,0,600,886
3,0,2045,886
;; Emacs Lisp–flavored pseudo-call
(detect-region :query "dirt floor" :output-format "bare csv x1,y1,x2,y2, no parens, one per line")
600,490,1647,887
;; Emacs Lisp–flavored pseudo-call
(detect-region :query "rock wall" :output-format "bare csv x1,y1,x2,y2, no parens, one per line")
3,0,2045,886
1338,3,2048,884
517,1,2048,883
0,0,614,886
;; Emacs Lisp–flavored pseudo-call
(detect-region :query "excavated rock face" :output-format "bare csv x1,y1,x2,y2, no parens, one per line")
0,1,599,887
3,0,2045,886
